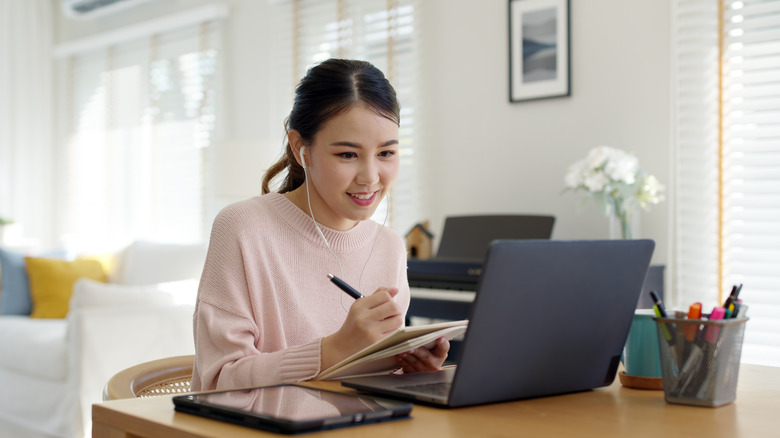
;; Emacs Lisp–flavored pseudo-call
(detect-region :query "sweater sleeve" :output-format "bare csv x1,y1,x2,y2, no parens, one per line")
191,204,322,391
192,301,322,391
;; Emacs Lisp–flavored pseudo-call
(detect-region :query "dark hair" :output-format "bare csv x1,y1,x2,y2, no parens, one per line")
261,59,400,194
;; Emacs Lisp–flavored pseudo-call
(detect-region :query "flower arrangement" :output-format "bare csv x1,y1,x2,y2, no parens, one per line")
564,146,665,239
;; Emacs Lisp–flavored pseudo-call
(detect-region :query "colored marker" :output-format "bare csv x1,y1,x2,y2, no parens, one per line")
730,299,743,319
723,283,743,312
648,291,680,372
696,306,727,399
723,285,737,309
705,306,726,344
649,290,674,344
685,302,702,342
649,290,668,317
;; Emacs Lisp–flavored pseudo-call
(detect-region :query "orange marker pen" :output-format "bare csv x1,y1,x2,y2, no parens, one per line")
684,302,702,341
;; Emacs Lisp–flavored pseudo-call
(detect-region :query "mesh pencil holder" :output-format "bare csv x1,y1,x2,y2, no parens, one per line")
653,316,748,407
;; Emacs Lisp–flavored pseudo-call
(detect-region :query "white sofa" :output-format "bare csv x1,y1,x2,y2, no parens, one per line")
0,241,207,438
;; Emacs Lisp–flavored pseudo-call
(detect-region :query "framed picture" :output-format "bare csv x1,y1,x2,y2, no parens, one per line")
508,0,571,102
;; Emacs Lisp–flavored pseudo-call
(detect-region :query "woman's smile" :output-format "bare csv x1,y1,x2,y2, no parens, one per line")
286,103,400,231
348,191,378,206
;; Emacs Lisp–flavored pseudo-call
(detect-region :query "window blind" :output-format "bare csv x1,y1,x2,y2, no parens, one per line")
673,0,780,366
722,0,780,366
672,0,721,309
270,0,421,236
60,19,220,250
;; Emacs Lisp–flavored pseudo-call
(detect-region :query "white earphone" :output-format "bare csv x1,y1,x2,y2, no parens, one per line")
300,144,334,261
298,142,389,309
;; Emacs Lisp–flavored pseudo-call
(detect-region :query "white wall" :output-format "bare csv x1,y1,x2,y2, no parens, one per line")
418,0,671,266
54,0,672,265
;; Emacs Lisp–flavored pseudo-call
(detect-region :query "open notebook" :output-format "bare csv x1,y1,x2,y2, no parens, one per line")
315,319,468,380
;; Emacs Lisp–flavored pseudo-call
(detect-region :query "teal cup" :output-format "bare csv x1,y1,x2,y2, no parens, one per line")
623,309,662,378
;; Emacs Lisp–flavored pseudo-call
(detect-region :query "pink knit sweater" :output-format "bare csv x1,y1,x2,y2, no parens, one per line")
191,193,410,391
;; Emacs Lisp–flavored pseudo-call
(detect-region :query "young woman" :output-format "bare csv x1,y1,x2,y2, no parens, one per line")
192,59,449,391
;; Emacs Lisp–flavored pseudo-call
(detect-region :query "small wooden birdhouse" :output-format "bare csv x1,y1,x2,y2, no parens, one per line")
405,221,434,259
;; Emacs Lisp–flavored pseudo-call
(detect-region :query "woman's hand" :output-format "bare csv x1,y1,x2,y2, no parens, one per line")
395,337,450,373
321,287,404,370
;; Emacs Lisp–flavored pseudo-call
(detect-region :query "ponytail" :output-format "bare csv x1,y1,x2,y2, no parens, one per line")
261,121,305,194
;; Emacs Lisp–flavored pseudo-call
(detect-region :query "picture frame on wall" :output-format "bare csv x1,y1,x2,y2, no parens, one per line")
508,0,571,102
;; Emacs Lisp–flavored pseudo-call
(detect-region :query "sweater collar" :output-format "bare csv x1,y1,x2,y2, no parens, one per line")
265,193,380,251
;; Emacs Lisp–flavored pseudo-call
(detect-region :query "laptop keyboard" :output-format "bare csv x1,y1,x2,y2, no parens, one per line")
397,381,452,397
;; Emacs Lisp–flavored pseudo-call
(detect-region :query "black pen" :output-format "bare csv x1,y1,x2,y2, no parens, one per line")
328,274,364,299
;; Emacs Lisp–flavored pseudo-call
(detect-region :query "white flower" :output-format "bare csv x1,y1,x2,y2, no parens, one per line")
564,160,587,188
583,168,610,192
564,146,665,231
637,174,665,209
586,146,612,169
604,151,638,184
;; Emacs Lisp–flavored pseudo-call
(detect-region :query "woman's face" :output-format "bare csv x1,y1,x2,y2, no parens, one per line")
300,104,400,231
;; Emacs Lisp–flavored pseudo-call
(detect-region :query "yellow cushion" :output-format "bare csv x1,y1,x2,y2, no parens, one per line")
25,257,107,318
78,252,117,278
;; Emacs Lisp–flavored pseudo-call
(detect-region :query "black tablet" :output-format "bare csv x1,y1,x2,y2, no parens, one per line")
172,384,413,434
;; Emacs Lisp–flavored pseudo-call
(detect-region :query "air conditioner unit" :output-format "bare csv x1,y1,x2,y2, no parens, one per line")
61,0,157,19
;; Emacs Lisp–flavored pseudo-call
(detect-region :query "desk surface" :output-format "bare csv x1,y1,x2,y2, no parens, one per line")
92,364,779,438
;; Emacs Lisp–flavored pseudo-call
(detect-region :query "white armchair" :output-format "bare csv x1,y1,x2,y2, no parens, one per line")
68,279,198,437
0,241,205,438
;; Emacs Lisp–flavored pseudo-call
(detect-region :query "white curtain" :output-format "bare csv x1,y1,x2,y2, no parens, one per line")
0,0,54,249
55,13,223,251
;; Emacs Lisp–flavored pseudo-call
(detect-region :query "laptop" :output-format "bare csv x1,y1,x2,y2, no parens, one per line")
342,239,655,408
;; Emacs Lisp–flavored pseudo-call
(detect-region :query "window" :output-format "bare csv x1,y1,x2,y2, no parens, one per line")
270,0,421,235
56,12,223,250
673,0,780,366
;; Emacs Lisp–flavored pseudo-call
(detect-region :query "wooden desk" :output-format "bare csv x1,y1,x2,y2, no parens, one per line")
93,364,779,438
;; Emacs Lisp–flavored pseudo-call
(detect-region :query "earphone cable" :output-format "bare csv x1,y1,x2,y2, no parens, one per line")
303,163,388,312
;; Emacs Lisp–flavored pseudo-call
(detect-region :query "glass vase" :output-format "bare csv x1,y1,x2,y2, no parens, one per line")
609,213,639,240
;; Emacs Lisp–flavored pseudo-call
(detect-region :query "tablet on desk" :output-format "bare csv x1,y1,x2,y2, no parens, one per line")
172,384,413,434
